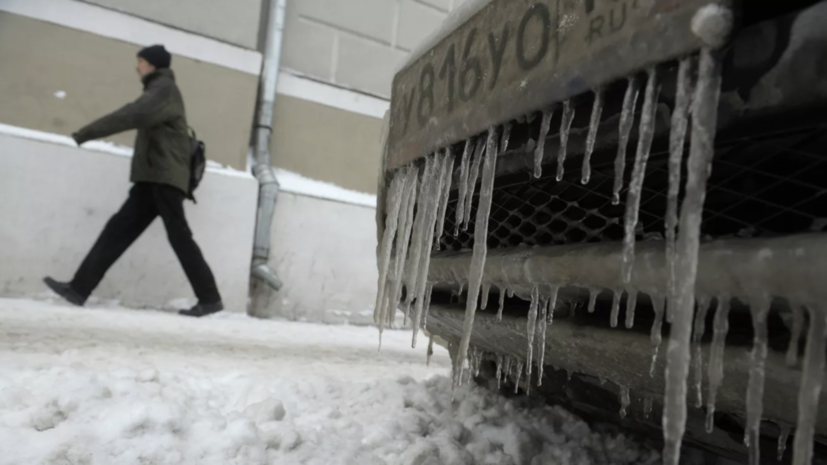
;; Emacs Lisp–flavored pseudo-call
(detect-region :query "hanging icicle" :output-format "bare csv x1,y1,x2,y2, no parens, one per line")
619,385,631,419
692,297,712,409
496,354,504,389
454,128,500,386
650,295,666,377
526,286,540,375
462,138,486,230
412,155,448,348
625,290,639,329
454,139,473,236
621,67,659,284
547,285,559,326
434,147,455,250
481,283,491,310
666,57,696,299
374,168,411,345
422,282,434,330
556,99,576,181
582,88,605,185
792,304,827,465
613,76,642,205
497,290,506,321
387,170,419,327
427,335,434,366
662,47,724,465
534,109,554,178
778,425,791,461
514,360,524,394
787,305,804,367
744,295,771,465
501,122,513,153
588,288,598,314
706,296,731,433
610,289,622,328
537,298,549,386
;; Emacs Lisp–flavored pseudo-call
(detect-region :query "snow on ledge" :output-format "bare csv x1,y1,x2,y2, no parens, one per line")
274,168,377,209
0,123,378,208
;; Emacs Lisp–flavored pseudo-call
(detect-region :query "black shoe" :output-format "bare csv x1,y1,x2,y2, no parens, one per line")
179,301,224,317
43,277,86,307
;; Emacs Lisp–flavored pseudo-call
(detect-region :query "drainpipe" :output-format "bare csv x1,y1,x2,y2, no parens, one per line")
251,0,286,291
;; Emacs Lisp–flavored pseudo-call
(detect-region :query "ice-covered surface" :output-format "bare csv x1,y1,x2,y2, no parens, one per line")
0,298,657,465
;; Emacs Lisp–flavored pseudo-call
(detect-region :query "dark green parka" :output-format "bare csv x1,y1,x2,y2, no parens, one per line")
73,69,191,194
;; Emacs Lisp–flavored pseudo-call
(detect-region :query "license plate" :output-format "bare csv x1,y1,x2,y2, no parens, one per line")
386,0,730,170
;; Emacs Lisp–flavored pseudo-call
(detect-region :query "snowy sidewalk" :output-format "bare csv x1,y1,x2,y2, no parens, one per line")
0,298,656,465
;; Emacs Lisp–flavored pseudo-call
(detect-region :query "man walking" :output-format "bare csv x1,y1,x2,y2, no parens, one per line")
44,45,223,318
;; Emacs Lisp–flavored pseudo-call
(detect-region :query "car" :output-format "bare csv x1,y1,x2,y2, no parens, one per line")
375,1,827,463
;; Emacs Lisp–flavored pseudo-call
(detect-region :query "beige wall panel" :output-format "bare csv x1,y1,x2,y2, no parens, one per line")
271,96,383,195
0,12,257,170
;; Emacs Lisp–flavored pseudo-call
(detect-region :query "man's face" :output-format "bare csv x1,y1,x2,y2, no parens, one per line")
136,57,155,78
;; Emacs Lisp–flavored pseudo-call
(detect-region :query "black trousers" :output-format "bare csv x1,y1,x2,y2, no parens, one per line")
71,183,221,304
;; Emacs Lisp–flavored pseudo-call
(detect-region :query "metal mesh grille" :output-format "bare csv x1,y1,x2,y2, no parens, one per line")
438,126,827,252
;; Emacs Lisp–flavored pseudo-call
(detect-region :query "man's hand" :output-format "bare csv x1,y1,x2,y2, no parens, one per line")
71,132,85,146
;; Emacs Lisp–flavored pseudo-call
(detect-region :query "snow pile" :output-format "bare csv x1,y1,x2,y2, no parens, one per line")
0,299,656,465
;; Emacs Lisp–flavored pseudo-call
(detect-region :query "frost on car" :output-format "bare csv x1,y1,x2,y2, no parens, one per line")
375,0,827,463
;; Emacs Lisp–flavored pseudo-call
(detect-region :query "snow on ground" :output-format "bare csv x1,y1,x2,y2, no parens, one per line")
0,298,657,465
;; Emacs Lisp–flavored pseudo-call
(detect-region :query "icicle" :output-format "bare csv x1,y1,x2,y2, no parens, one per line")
497,291,505,321
625,290,638,329
547,285,559,326
388,171,419,323
581,88,605,185
745,295,771,464
588,288,598,314
534,109,553,178
514,361,524,394
692,297,712,409
434,147,455,250
426,335,434,366
792,305,827,465
454,139,472,236
619,385,630,419
666,57,696,299
526,287,540,375
778,425,791,461
462,138,486,230
481,283,491,310
613,76,642,205
454,128,500,386
650,295,665,378
504,356,513,382
507,287,515,298
644,397,653,419
403,163,432,317
663,47,724,465
621,67,659,284
496,354,504,389
411,155,446,348
556,100,576,181
374,169,409,342
786,305,804,367
610,289,622,328
501,122,513,153
537,298,548,386
474,349,482,377
706,296,730,433
422,282,434,330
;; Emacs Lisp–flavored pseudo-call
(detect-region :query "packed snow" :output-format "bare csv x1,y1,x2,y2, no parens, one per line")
0,298,658,465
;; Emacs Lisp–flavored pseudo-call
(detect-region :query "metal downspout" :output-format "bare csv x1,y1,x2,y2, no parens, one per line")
251,0,286,291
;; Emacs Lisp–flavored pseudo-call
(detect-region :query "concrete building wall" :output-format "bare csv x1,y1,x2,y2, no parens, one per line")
0,9,259,171
282,0,470,98
82,0,263,49
0,132,258,313
249,192,380,325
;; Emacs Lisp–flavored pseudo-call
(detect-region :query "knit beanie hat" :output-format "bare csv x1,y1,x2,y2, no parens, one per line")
137,45,172,69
